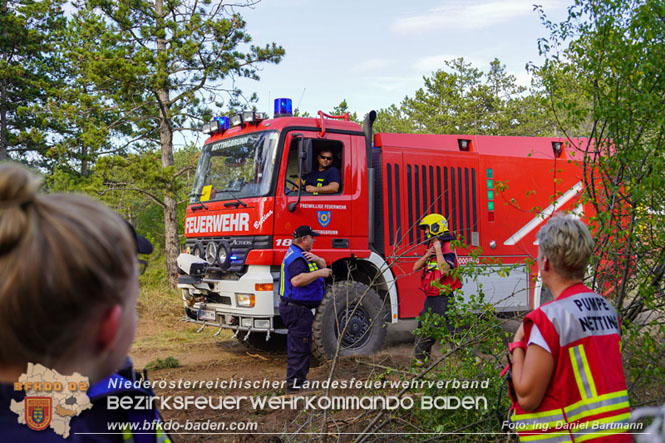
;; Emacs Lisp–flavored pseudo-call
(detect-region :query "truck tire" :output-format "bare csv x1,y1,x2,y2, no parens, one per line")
184,307,198,320
235,332,287,352
312,281,388,361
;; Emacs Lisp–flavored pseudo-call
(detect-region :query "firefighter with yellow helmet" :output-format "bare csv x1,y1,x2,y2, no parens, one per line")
413,213,462,366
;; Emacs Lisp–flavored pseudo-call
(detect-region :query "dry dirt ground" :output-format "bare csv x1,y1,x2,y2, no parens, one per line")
129,294,430,442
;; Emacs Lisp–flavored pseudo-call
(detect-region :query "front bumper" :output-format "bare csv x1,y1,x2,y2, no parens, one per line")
178,264,286,336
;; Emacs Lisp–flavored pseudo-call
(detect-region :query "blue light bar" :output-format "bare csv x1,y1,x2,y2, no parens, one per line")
214,116,230,130
274,98,293,118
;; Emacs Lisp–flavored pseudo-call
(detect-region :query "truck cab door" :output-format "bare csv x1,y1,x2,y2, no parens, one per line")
274,131,355,260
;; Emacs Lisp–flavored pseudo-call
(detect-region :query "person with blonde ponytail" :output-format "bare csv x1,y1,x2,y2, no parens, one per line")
0,163,169,442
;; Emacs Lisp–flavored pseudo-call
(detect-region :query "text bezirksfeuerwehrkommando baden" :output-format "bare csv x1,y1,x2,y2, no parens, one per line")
108,394,488,411
106,377,490,411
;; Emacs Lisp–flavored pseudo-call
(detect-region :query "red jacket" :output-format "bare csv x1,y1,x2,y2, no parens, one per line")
419,241,462,296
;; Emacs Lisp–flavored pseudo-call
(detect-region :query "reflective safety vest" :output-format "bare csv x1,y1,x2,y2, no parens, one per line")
419,241,462,296
279,244,325,303
510,284,631,442
88,372,171,443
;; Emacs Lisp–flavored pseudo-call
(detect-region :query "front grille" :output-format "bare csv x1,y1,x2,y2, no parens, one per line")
206,293,232,305
185,235,272,273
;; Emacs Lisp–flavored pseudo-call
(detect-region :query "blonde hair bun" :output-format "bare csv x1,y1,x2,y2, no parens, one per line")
0,162,136,367
0,163,42,254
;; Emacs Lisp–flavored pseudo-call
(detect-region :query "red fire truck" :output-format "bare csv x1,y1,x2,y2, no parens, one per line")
177,98,588,359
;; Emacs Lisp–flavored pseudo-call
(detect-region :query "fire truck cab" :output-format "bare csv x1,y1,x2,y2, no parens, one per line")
177,98,587,359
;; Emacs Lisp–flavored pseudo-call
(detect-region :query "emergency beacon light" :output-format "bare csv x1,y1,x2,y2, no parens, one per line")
274,98,293,118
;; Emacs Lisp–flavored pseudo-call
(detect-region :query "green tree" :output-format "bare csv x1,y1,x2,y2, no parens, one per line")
535,0,665,400
66,0,284,286
374,57,557,136
47,144,200,289
528,60,594,138
373,104,414,133
329,99,359,123
0,0,66,166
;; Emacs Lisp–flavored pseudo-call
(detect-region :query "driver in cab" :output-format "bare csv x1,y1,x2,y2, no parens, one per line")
293,148,340,195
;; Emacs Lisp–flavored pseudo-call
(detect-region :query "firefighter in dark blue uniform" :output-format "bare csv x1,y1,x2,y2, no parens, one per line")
302,148,341,195
278,226,332,393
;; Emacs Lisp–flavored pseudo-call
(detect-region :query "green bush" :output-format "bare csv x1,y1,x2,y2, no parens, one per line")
145,356,180,371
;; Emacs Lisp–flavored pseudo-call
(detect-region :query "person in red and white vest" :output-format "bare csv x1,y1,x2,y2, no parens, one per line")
412,214,462,366
509,213,631,442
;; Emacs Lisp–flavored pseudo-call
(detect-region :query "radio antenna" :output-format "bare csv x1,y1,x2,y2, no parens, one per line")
297,88,306,111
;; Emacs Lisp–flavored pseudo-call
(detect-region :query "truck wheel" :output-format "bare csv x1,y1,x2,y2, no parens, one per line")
184,307,198,320
313,281,388,361
235,332,287,352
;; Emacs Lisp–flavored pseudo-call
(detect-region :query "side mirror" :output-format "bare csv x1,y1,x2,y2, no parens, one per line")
298,138,313,176
289,137,314,212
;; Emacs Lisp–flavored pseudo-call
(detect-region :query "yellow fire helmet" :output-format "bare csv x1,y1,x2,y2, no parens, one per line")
418,213,449,238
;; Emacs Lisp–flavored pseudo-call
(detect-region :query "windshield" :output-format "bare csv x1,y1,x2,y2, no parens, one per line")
190,131,279,203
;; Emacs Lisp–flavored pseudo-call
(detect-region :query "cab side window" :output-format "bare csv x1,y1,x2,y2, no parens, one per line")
285,139,344,195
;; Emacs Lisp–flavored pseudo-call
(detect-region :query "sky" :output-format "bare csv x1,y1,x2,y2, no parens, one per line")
228,0,570,118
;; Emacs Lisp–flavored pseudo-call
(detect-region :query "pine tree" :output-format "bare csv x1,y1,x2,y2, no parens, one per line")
374,57,556,136
68,0,284,285
0,0,66,166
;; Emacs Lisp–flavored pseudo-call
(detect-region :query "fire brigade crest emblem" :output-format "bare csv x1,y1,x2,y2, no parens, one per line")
25,397,52,431
317,211,331,228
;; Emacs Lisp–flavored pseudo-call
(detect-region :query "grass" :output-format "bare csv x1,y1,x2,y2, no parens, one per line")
145,356,181,370
132,327,220,351
137,281,182,321
133,279,236,353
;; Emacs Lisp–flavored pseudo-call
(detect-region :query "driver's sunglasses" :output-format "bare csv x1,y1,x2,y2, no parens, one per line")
320,155,333,160
138,259,148,276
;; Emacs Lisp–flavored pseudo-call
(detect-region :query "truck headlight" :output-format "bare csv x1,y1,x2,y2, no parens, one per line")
218,245,228,265
254,319,270,329
236,293,255,307
241,318,253,328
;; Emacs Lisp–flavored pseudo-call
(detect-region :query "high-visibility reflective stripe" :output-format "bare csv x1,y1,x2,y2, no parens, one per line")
512,407,565,430
569,345,597,399
122,424,133,442
282,260,318,294
512,408,567,436
564,390,629,422
513,389,631,441
572,414,631,442
157,425,172,443
578,346,597,397
279,263,285,296
517,419,567,432
513,408,565,422
518,432,573,442
120,425,172,443
313,178,324,195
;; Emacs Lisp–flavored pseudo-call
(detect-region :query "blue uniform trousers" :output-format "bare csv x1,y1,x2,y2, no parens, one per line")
279,302,314,390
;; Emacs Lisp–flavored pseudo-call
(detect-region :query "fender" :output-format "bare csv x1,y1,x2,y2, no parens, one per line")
364,252,398,323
